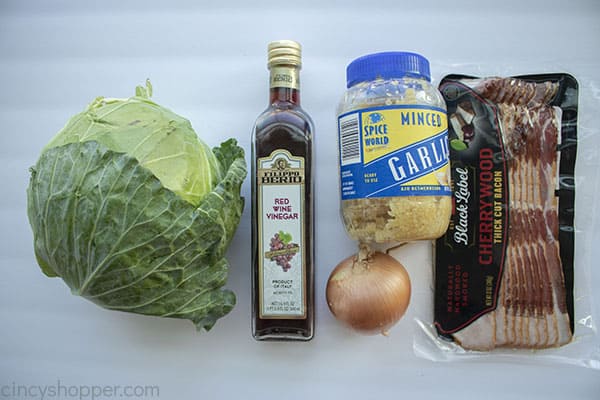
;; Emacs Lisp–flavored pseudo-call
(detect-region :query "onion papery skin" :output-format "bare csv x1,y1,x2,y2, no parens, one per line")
326,251,411,335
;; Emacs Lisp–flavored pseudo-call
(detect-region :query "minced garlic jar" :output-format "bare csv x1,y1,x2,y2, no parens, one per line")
337,52,452,243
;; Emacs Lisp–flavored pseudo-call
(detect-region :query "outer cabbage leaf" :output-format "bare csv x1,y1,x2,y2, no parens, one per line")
44,82,221,206
27,139,246,331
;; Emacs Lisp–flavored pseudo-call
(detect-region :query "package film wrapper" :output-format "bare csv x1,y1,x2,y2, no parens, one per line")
408,68,600,369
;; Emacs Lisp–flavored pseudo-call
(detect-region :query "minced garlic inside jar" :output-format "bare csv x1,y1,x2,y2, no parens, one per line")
337,52,452,243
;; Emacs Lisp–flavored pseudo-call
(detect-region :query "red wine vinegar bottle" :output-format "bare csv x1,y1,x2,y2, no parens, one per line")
251,40,315,341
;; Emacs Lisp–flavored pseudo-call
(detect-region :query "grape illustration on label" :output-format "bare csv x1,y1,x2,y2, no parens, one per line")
266,231,300,272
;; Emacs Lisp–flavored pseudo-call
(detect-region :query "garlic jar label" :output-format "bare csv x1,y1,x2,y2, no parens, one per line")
257,149,306,318
338,105,452,200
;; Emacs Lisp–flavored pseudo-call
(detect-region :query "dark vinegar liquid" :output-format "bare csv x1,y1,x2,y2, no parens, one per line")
251,88,314,341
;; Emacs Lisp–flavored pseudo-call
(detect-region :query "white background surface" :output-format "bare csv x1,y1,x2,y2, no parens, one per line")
2,0,600,399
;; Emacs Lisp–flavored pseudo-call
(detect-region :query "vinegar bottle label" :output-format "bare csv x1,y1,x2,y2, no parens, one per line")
257,149,306,319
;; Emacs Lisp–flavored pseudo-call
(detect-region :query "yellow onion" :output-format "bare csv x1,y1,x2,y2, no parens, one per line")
326,248,411,335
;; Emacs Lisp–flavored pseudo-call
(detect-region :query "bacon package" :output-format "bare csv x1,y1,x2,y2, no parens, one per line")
434,74,578,350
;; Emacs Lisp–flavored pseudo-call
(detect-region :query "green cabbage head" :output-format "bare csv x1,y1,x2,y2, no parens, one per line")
26,81,246,331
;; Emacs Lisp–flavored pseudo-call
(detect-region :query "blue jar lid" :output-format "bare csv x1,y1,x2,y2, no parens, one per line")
346,51,431,88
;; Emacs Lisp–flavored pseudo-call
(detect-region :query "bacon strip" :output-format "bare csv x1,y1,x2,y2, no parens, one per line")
453,78,571,350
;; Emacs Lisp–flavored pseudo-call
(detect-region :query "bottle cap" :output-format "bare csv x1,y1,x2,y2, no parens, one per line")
346,51,430,88
268,40,302,69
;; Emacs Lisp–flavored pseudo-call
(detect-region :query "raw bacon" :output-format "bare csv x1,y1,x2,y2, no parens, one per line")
452,78,572,350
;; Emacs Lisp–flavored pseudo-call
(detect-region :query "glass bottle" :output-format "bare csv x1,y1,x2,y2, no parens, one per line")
251,40,314,341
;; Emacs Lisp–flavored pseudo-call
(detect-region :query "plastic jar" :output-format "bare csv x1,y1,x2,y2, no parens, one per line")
337,52,452,243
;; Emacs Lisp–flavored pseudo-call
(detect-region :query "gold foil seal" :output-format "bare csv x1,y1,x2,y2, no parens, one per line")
268,40,302,69
269,66,299,90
